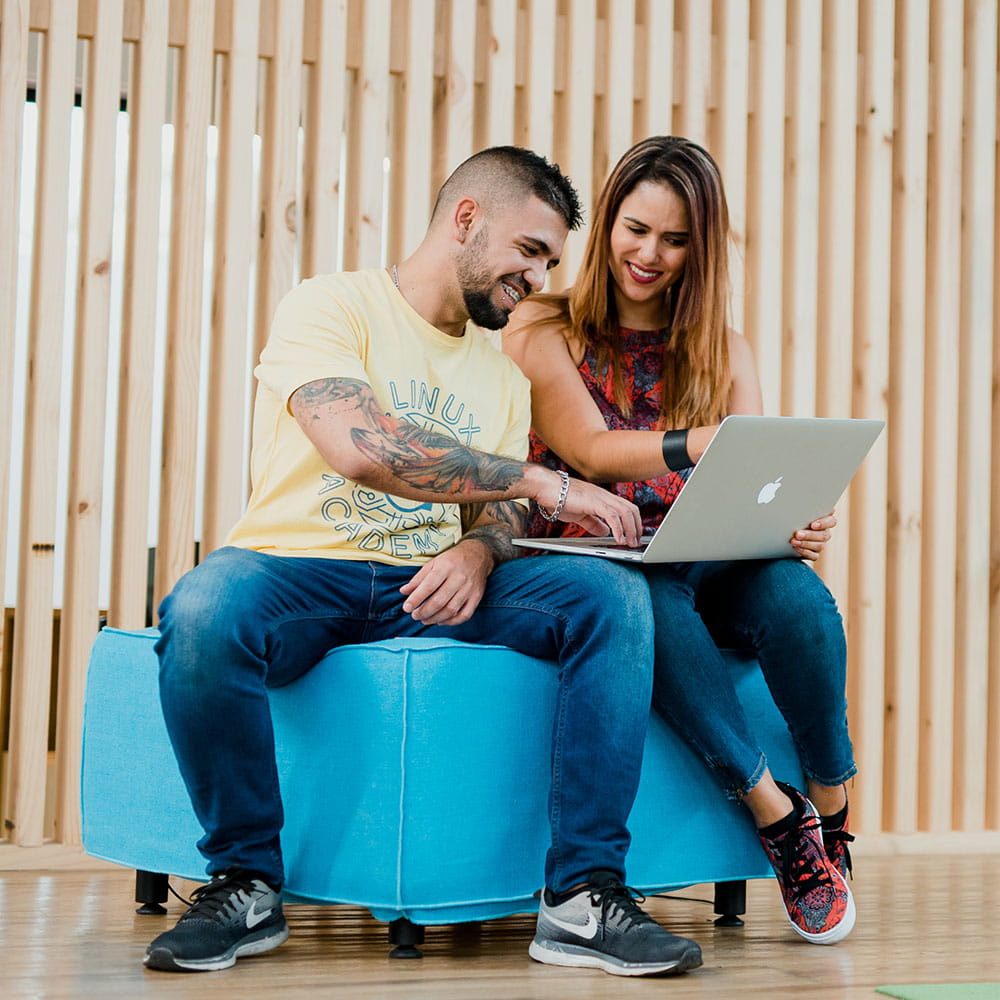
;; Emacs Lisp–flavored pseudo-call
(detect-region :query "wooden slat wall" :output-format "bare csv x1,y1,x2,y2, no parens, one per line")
200,0,259,556
152,0,214,607
920,0,963,834
107,0,167,629
815,0,858,625
2,0,999,857
886,0,929,835
53,0,124,846
5,0,78,848
955,0,997,832
0,0,30,831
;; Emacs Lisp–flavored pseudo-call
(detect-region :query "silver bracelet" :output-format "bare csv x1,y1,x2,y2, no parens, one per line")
537,469,571,522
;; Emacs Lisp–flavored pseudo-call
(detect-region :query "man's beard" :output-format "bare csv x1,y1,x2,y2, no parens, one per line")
463,287,511,330
456,228,515,330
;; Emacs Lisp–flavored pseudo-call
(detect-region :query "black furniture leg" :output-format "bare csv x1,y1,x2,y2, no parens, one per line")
713,879,746,927
135,870,169,915
388,917,425,958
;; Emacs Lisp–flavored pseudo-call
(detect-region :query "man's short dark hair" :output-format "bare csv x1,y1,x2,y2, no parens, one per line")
431,146,584,232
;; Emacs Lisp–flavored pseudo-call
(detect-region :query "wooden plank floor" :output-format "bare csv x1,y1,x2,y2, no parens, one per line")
3,854,999,998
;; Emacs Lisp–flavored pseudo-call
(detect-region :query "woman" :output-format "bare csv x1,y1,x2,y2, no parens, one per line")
504,136,856,945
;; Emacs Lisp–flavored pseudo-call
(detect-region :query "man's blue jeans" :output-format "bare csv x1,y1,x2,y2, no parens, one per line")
644,559,856,801
155,546,654,895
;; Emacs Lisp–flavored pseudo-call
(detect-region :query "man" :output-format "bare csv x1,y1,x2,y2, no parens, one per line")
145,146,703,978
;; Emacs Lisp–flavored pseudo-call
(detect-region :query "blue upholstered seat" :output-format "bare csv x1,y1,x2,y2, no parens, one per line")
81,628,803,926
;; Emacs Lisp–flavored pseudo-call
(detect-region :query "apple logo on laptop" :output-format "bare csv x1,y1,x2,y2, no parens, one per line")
757,476,783,505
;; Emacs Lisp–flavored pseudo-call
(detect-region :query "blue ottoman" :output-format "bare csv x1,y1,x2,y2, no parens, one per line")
81,628,803,946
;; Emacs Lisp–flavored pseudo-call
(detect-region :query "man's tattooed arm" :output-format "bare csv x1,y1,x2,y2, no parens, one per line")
291,376,383,415
351,422,525,495
290,376,529,501
290,376,643,545
459,500,527,566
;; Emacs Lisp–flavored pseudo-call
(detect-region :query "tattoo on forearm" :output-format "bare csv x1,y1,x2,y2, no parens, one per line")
462,500,526,534
460,502,525,565
462,526,517,565
292,376,380,413
352,423,525,496
293,376,527,499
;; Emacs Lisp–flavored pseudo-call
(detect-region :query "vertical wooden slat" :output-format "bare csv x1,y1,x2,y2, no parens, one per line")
390,0,433,262
201,0,260,556
919,0,962,833
442,0,476,178
588,6,609,188
601,0,634,173
852,0,893,834
109,0,168,628
355,0,389,270
884,0,929,835
252,0,303,358
815,0,860,813
484,0,516,148
340,0,383,272
635,0,673,139
744,0,785,411
0,0,30,677
710,0,748,338
781,0,821,418
5,0,78,846
815,0,858,426
523,0,556,156
55,0,125,845
341,15,361,271
676,0,710,146
953,0,997,832
989,11,1000,833
556,0,596,288
301,0,347,276
153,0,215,607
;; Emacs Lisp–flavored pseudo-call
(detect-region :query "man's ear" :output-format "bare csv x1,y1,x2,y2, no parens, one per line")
452,197,478,243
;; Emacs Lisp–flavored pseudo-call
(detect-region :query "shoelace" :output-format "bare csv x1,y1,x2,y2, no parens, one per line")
588,880,655,932
772,815,834,895
179,870,258,924
823,827,855,876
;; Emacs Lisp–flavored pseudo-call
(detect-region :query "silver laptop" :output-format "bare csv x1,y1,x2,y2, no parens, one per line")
513,415,884,563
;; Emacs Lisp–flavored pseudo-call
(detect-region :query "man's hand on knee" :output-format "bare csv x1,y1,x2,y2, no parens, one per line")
399,544,493,625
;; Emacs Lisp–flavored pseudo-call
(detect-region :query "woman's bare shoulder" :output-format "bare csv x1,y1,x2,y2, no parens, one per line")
503,297,574,360
506,297,568,335
726,326,752,349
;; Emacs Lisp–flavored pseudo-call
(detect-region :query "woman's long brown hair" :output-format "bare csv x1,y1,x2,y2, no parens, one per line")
536,136,733,428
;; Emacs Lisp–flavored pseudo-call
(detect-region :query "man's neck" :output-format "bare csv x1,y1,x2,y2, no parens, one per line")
391,256,469,338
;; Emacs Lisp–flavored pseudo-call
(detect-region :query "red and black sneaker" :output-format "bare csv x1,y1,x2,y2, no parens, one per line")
821,801,855,882
758,782,856,944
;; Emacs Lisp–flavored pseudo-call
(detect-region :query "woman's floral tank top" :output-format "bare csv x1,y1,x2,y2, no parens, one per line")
527,327,691,539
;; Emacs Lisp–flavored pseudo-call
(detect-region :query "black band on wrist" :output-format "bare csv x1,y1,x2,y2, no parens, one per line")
661,429,692,471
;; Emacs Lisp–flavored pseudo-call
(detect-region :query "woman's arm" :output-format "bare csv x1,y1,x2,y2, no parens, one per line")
726,330,764,416
503,310,676,481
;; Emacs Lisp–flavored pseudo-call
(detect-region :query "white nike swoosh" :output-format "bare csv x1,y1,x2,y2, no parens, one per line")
545,911,600,940
245,900,273,929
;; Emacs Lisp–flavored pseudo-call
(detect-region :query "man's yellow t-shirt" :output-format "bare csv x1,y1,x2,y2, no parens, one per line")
226,269,532,564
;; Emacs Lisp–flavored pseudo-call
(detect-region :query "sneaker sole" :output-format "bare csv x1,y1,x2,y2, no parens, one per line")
787,886,857,945
528,938,703,977
144,922,290,972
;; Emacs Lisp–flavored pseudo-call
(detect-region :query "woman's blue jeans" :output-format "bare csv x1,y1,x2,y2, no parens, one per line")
155,546,654,894
644,558,856,801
